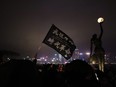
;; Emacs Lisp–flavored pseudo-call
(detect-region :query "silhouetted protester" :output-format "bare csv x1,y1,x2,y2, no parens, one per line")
64,59,101,87
33,58,37,65
41,64,65,87
0,59,41,87
90,23,105,72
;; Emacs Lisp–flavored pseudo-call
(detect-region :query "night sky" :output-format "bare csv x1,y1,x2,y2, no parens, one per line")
1,0,116,57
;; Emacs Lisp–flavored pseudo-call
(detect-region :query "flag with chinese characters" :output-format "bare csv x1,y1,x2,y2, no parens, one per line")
42,24,76,60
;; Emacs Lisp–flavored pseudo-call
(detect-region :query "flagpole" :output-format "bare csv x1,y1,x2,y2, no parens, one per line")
32,43,43,65
34,43,43,59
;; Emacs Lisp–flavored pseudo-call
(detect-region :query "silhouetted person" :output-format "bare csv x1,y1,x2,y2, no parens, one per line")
64,59,100,87
0,59,41,87
90,23,105,72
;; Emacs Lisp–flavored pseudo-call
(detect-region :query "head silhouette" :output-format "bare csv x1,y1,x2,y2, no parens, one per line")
64,59,99,87
92,34,97,39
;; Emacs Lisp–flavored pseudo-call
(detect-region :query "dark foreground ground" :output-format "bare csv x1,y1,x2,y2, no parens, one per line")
0,59,116,87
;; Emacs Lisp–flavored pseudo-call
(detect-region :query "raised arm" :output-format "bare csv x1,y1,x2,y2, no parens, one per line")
99,23,103,40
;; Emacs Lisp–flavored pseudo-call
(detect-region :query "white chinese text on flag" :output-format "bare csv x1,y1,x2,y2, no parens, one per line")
42,24,76,60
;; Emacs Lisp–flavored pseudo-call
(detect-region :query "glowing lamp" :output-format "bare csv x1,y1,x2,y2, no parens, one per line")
97,17,104,23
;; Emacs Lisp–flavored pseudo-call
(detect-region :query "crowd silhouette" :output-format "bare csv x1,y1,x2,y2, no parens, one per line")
0,58,116,87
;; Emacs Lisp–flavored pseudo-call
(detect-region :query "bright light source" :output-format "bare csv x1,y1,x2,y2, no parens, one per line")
95,73,99,81
92,61,96,64
79,53,83,55
97,17,104,23
85,52,90,55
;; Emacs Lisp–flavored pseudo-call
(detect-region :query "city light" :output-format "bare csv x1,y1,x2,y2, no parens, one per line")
85,52,90,56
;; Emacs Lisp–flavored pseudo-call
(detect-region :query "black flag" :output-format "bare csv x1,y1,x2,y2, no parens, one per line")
42,24,76,60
